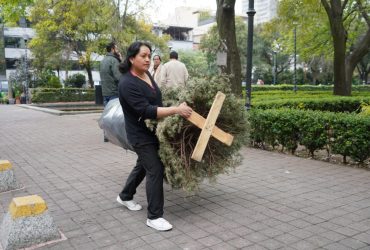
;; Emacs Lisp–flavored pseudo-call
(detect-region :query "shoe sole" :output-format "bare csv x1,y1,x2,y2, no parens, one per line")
146,221,173,231
116,197,142,211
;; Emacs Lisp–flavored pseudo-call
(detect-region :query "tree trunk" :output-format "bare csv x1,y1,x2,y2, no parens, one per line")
216,0,242,96
86,65,94,88
322,0,349,95
321,0,370,95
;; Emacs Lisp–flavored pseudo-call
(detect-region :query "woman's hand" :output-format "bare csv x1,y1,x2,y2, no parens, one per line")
177,102,192,118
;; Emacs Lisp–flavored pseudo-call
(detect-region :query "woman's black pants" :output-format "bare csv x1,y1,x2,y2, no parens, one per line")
119,143,164,220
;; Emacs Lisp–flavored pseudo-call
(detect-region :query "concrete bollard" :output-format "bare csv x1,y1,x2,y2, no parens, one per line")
0,195,61,250
0,160,20,193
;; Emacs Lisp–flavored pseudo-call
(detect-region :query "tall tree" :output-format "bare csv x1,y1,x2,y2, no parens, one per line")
30,0,111,87
0,0,33,24
321,0,370,95
200,17,247,77
356,52,370,84
216,0,242,95
276,0,370,95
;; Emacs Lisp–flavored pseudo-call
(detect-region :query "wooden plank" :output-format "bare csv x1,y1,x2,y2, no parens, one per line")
191,92,226,162
186,111,234,146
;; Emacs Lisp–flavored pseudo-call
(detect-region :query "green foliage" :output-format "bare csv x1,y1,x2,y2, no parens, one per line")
32,69,62,88
249,108,370,163
0,92,9,104
178,50,210,78
251,84,370,92
253,96,370,113
331,114,370,163
31,88,94,103
156,75,249,192
359,103,370,116
200,17,247,75
0,0,34,25
64,73,86,88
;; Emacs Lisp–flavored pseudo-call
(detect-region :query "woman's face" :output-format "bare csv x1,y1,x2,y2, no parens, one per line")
130,45,151,73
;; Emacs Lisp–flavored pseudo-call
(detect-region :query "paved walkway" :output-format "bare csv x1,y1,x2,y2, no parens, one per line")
0,105,370,250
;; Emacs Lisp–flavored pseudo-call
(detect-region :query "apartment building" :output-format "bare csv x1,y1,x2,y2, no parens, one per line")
242,0,277,25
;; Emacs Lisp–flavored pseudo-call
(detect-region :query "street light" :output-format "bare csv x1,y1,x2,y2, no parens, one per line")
293,25,297,92
23,34,29,103
272,50,277,85
245,0,256,110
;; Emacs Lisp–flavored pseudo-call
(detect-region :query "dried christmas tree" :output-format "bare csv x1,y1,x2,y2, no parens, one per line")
155,75,249,192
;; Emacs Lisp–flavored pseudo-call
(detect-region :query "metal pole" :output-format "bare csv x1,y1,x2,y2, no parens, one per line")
23,35,29,104
25,42,28,103
293,26,297,92
245,0,256,110
273,51,277,85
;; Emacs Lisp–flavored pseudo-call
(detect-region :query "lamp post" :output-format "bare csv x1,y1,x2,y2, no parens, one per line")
293,25,297,92
245,0,256,110
23,34,29,103
273,50,277,85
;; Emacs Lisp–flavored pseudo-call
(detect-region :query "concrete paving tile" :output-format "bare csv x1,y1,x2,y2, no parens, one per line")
1,106,370,249
274,233,300,245
339,237,368,249
140,233,165,244
228,237,253,248
354,232,370,245
209,242,238,250
323,242,353,250
197,235,223,247
244,232,269,243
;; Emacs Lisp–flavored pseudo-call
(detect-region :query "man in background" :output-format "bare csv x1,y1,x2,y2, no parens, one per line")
99,42,122,142
160,51,188,88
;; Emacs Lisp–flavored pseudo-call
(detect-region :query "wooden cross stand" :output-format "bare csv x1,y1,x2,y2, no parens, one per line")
186,91,234,162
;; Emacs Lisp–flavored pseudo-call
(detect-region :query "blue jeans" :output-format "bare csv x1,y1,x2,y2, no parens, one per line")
103,95,118,107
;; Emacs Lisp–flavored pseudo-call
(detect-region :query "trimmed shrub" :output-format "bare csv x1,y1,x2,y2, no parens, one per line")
249,108,370,163
253,96,370,113
64,73,86,88
251,84,370,92
31,88,94,103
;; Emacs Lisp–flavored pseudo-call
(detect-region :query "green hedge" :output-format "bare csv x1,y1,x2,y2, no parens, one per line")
249,108,370,163
251,84,370,92
253,96,370,113
31,88,95,103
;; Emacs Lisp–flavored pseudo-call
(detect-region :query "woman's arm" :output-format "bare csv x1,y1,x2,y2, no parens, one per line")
157,102,192,119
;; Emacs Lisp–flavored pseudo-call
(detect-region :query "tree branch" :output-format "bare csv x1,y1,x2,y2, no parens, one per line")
321,0,331,14
356,0,370,26
342,0,349,12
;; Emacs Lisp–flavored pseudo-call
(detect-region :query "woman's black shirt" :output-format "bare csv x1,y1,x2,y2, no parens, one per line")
118,71,162,146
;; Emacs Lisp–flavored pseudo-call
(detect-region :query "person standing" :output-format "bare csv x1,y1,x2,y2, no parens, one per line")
160,51,189,88
99,42,122,142
116,41,192,231
149,55,163,85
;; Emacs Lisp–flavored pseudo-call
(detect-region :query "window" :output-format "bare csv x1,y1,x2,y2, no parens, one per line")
4,37,22,48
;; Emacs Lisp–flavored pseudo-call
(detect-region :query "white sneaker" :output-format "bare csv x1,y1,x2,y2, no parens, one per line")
146,218,173,231
116,196,142,211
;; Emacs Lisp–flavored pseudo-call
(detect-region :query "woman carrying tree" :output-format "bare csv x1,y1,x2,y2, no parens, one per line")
116,41,192,231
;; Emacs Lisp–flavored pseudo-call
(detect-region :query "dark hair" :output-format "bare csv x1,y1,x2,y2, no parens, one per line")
119,41,152,74
106,42,116,52
153,54,161,61
169,51,178,59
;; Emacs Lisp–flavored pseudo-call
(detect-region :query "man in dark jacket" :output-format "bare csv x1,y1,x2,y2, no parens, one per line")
100,42,122,142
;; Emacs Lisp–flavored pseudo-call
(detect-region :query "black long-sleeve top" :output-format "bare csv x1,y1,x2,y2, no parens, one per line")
118,71,163,146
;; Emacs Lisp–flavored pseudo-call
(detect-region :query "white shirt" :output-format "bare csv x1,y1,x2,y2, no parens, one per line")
160,59,189,88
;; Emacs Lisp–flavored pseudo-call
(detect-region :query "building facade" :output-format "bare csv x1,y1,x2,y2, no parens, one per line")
242,0,277,25
0,23,102,93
